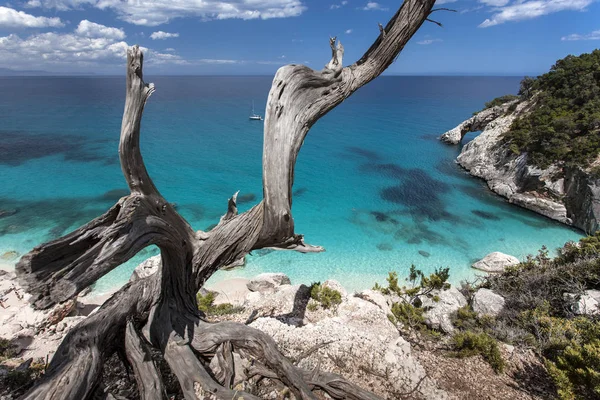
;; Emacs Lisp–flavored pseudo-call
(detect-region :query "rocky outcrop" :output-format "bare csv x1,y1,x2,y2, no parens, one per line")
472,252,519,273
440,102,517,144
421,287,467,333
442,100,600,233
472,288,505,317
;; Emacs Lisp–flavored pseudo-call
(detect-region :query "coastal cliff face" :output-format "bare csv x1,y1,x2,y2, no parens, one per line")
443,101,600,233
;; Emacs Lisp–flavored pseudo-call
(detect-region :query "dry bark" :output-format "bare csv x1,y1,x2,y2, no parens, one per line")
15,1,440,398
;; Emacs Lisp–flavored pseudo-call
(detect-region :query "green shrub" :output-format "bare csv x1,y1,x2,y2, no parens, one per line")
374,266,451,333
483,94,520,110
0,338,17,361
309,283,342,309
451,331,505,373
196,291,241,316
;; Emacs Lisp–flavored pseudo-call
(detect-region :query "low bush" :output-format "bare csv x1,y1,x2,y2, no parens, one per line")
196,291,242,316
451,330,505,373
309,283,342,310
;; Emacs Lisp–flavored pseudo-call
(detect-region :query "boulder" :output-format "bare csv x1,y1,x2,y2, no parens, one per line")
208,278,251,307
247,273,291,293
472,288,505,317
472,252,519,273
566,290,600,316
244,284,311,325
355,289,392,316
421,287,467,333
249,296,449,399
130,255,161,281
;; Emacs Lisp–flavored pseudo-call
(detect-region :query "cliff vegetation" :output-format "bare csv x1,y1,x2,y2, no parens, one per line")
499,50,600,169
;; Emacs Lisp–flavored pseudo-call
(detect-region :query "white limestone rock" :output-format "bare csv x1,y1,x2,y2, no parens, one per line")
566,290,600,316
130,255,161,281
472,288,505,317
421,287,467,333
247,273,291,293
472,252,519,273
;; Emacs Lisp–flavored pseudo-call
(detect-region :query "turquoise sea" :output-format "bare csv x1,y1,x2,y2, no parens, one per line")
0,75,582,293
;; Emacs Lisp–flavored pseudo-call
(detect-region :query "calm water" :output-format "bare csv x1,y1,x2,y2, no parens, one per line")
0,76,582,293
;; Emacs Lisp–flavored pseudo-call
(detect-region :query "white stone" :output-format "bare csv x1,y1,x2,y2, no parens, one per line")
472,252,519,273
568,290,600,316
130,255,161,281
472,288,505,317
421,287,467,333
247,273,291,293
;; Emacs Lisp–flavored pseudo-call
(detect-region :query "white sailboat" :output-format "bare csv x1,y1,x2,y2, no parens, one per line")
249,101,263,121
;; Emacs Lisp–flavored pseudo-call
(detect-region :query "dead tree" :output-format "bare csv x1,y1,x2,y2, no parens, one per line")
16,1,439,398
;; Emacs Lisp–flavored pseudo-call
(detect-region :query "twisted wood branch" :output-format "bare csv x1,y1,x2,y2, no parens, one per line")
16,1,440,398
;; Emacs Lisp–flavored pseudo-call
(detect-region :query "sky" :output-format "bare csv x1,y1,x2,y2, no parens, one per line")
0,0,598,75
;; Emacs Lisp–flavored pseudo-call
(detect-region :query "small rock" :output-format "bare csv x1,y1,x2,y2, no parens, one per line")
247,273,291,293
472,252,519,273
472,288,505,317
1,250,19,261
418,250,431,258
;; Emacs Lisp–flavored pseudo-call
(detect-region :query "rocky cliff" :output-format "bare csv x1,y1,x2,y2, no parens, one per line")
440,101,600,234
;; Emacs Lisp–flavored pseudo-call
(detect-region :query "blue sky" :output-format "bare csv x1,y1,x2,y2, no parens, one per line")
0,0,598,75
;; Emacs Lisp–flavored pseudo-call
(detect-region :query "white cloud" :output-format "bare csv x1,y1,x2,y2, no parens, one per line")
561,29,600,41
164,47,175,51
435,0,458,4
361,2,387,11
331,0,348,9
417,38,442,45
0,21,184,71
478,0,509,6
345,29,352,34
26,0,307,26
479,0,593,28
150,31,179,40
0,5,64,28
75,20,125,39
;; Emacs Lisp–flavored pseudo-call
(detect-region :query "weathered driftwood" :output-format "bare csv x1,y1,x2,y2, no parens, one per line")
15,1,439,398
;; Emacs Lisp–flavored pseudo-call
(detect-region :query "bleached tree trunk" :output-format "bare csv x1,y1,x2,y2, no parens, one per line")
15,1,439,398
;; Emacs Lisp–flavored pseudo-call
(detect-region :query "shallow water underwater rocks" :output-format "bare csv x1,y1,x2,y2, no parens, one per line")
471,210,501,221
1,250,19,261
236,193,257,204
472,252,519,273
99,188,129,202
419,250,431,258
0,130,110,166
0,209,18,219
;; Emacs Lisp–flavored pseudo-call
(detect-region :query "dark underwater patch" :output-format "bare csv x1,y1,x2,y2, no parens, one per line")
471,210,501,221
418,250,431,258
293,187,307,197
0,130,110,166
237,193,257,204
345,146,382,162
100,189,130,202
377,242,393,251
0,195,111,239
